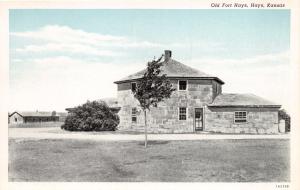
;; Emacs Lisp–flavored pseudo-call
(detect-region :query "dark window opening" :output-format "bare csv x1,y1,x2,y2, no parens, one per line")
131,82,137,92
132,116,137,123
179,80,187,90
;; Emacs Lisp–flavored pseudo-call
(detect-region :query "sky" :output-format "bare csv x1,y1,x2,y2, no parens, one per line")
9,9,291,112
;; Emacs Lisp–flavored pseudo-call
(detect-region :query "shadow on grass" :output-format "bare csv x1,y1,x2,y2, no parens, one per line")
137,140,170,146
9,122,64,128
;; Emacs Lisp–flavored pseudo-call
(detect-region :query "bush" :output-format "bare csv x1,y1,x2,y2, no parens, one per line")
61,100,119,131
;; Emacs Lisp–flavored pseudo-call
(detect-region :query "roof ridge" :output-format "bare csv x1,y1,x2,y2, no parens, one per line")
247,93,279,105
115,57,224,84
210,93,281,107
167,58,214,75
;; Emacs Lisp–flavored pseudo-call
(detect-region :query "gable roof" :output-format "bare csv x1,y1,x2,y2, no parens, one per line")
114,58,224,84
9,112,23,118
209,93,281,108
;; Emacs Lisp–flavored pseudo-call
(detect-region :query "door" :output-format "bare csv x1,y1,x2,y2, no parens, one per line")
194,108,203,131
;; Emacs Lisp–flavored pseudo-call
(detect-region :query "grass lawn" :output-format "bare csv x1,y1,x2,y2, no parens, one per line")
9,139,289,182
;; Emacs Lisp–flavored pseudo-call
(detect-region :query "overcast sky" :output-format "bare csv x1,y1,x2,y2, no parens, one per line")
9,9,290,112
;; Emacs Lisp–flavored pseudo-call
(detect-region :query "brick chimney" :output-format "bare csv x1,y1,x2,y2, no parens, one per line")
164,50,172,62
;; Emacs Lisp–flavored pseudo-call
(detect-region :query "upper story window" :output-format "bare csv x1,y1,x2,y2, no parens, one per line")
178,80,187,91
131,82,137,92
179,107,187,120
234,111,247,123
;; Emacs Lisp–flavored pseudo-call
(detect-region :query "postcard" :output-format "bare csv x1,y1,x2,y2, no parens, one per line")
0,0,299,190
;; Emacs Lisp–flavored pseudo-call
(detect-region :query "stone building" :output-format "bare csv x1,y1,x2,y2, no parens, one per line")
113,50,281,134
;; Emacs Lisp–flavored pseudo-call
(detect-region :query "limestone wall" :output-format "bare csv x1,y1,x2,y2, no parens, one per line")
205,107,279,134
117,79,279,134
117,79,215,133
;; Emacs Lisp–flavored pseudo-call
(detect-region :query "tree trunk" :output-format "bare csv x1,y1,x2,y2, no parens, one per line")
144,109,148,148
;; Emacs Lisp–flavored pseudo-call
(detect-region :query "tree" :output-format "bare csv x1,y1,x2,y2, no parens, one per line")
133,55,175,147
61,100,119,131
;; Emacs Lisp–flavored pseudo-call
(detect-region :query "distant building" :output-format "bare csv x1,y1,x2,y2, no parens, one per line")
56,112,68,122
113,50,281,134
8,111,63,124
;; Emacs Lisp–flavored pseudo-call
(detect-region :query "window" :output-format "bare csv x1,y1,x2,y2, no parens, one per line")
131,82,137,92
234,111,247,123
179,80,187,91
15,118,17,122
179,107,187,120
132,107,137,123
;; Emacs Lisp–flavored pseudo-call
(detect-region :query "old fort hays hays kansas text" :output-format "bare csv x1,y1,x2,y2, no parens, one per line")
211,2,285,8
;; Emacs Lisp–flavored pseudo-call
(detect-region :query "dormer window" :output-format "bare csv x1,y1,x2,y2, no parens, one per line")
179,80,187,91
131,82,137,92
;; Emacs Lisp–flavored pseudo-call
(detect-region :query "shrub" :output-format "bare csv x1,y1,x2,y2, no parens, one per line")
61,100,119,131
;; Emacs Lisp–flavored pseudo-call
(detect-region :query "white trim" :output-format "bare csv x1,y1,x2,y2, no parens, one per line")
234,111,248,123
178,80,188,91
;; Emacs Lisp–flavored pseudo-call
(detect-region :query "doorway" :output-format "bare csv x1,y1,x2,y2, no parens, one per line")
194,108,203,131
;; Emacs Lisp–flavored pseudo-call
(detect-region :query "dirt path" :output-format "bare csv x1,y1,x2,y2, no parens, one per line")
9,127,290,141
